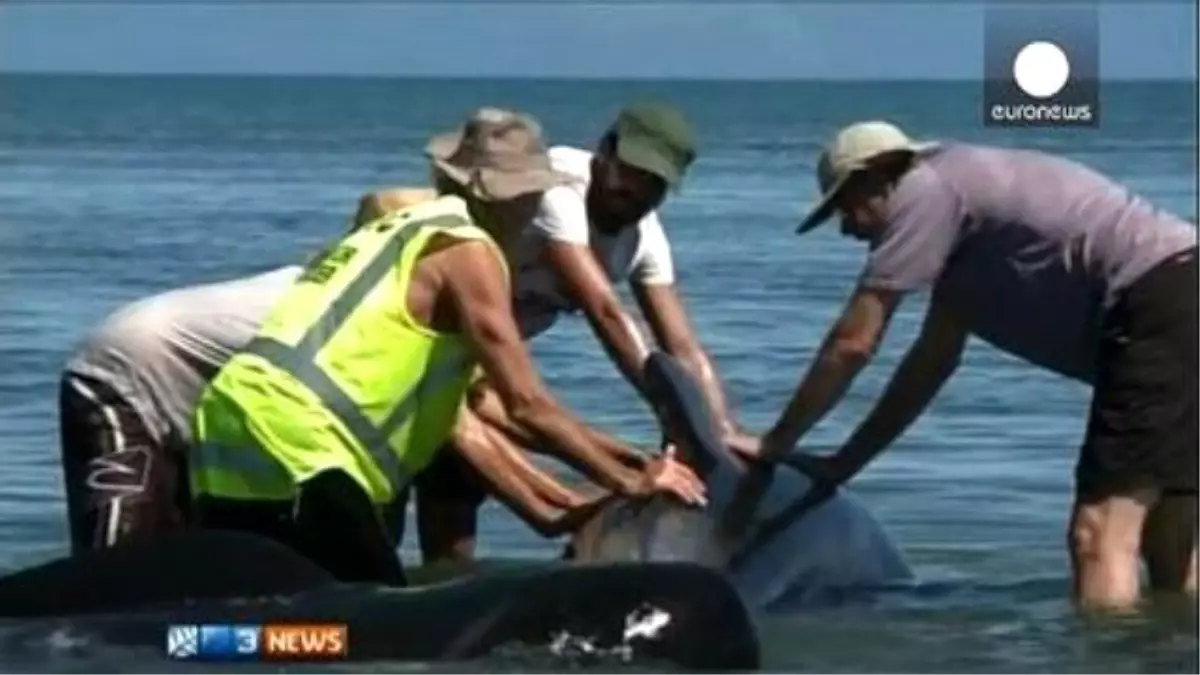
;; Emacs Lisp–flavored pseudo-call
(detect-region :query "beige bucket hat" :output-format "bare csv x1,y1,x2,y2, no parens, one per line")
796,120,939,234
425,107,572,201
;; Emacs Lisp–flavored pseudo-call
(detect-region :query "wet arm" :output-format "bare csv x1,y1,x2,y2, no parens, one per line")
633,282,736,434
451,409,609,537
444,241,650,497
542,240,652,395
766,168,963,460
826,296,968,477
489,426,591,510
468,379,647,470
762,286,902,458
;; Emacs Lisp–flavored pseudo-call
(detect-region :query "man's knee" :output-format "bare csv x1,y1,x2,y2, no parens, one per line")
1067,490,1159,610
1069,491,1155,563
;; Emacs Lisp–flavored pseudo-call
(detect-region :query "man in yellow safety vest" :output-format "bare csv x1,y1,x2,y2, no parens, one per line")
190,108,707,584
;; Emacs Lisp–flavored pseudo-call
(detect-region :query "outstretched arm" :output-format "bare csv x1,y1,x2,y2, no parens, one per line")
467,380,647,470
542,240,652,395
757,166,965,462
531,185,655,398
442,239,705,505
821,295,969,479
450,407,611,537
633,281,736,435
485,422,597,510
760,285,903,459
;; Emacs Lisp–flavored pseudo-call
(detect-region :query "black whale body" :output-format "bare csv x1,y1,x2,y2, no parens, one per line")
0,530,759,671
0,352,913,670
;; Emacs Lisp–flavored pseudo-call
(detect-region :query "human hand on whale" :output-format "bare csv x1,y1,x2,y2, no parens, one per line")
726,432,855,502
533,441,709,530
640,445,708,506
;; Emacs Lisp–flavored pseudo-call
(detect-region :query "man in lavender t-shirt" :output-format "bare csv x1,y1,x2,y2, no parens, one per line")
736,121,1197,611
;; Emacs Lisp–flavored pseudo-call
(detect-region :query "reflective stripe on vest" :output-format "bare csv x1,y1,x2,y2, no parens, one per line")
237,213,474,495
191,346,474,502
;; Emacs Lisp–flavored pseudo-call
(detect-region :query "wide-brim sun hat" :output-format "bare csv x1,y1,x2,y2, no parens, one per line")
425,108,572,202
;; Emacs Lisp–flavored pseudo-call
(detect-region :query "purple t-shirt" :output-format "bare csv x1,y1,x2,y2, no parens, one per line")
861,143,1197,383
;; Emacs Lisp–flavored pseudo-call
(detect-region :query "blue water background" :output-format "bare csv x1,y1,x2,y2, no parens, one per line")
0,75,1196,672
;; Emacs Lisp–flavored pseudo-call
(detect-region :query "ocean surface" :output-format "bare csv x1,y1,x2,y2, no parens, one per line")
0,74,1196,672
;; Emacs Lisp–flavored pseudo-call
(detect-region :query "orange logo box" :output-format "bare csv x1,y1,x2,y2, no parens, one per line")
261,623,348,659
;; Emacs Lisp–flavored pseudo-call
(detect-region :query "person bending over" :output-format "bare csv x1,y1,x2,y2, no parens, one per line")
735,121,1196,612
189,108,707,583
416,104,749,565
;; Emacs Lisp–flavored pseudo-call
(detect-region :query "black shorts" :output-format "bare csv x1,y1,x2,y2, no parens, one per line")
59,373,190,555
415,448,487,505
386,448,487,544
194,469,407,586
1077,248,1199,501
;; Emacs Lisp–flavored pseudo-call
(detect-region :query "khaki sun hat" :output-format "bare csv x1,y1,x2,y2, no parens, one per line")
425,107,571,202
796,120,939,234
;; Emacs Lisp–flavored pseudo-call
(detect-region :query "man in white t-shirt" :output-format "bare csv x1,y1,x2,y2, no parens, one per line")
520,105,736,428
420,104,746,564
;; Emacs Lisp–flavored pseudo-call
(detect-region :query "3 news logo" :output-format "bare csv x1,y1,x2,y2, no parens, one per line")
166,623,347,661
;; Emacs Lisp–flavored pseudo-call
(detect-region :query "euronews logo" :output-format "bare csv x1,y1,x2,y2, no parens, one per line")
983,5,1099,128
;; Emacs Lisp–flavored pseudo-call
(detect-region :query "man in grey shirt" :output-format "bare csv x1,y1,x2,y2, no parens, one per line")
60,266,303,554
734,121,1196,611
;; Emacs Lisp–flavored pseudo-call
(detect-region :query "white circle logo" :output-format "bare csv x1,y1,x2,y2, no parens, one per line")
1012,41,1071,99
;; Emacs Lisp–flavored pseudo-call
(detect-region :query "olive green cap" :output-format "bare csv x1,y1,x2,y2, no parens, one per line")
612,103,696,188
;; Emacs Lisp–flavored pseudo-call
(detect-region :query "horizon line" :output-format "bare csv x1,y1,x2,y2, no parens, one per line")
1,70,1196,84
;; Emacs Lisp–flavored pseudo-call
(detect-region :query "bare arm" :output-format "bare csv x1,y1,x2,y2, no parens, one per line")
633,282,736,434
825,295,968,478
442,240,701,503
761,285,903,458
487,425,592,510
450,408,609,537
468,381,647,470
763,168,966,462
542,241,652,395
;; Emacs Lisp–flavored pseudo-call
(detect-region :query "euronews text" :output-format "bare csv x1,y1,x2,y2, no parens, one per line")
989,103,1094,123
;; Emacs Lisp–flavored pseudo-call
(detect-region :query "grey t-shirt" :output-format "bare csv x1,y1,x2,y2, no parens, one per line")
861,143,1196,383
64,266,302,446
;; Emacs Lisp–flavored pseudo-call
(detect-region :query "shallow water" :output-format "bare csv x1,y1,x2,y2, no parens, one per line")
0,75,1196,672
